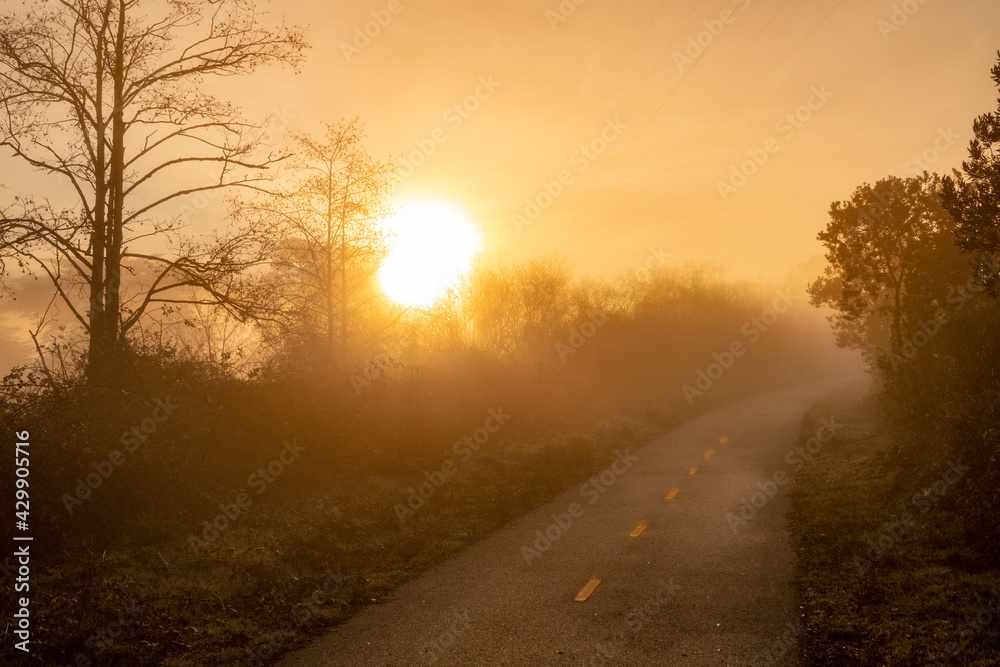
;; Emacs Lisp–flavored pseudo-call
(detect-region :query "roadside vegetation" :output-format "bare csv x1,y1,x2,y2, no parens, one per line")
0,257,846,666
796,52,1000,665
793,386,1000,666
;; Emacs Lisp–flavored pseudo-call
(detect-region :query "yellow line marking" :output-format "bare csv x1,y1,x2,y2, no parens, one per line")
689,466,698,475
665,487,679,501
704,448,714,459
629,522,648,538
719,435,729,444
575,578,602,602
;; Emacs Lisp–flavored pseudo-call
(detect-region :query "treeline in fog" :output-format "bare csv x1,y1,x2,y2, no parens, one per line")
0,253,846,664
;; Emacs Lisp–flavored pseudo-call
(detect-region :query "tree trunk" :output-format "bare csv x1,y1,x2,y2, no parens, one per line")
891,279,903,355
87,5,110,383
338,169,353,367
104,0,127,375
88,0,127,384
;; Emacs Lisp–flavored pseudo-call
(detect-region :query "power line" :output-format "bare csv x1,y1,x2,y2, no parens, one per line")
537,0,701,187
562,0,846,228
606,0,703,135
562,0,669,155
628,0,795,180
653,0,847,182
565,0,789,217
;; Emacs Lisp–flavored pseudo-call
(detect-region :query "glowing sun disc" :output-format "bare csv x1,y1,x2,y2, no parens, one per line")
379,201,482,307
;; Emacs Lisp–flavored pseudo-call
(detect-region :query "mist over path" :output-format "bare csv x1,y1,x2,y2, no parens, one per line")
278,377,858,666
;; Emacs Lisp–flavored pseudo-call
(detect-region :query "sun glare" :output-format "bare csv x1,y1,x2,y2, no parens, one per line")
379,201,483,307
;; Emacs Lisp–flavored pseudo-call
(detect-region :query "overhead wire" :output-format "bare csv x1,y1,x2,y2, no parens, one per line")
564,0,795,218
547,0,846,235
561,0,669,156
528,0,701,198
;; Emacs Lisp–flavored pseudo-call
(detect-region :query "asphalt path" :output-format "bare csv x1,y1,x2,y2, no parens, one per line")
277,377,856,666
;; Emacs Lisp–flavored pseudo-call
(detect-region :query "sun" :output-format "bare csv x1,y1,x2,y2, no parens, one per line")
379,201,483,307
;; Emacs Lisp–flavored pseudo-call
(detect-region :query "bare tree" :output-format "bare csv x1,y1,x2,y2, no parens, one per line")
0,0,306,382
239,119,396,368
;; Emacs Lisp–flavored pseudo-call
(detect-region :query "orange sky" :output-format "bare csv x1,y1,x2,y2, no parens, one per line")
235,0,1000,280
2,0,999,368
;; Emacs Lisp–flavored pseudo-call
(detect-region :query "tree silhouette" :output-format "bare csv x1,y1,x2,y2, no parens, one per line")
809,174,965,362
0,0,306,382
239,119,396,368
943,51,1000,295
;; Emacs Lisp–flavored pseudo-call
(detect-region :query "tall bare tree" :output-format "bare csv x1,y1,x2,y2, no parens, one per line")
240,119,395,367
0,0,306,382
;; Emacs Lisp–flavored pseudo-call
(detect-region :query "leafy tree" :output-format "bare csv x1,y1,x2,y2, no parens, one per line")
0,0,306,382
809,174,966,363
943,51,1000,294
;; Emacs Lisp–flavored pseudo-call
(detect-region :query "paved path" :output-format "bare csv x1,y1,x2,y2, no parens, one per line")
278,377,855,666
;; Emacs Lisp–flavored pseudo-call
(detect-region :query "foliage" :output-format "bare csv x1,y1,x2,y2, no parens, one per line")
808,173,966,363
943,51,1000,294
810,52,1000,572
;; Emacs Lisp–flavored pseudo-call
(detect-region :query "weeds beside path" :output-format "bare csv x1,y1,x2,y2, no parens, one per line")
792,383,1000,666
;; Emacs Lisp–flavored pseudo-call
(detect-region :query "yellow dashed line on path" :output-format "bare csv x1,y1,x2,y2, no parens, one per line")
719,435,729,444
575,579,602,602
689,466,698,475
665,487,679,501
629,522,648,538
704,448,714,459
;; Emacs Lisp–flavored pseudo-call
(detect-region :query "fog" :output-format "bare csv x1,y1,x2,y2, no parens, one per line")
1,1,998,665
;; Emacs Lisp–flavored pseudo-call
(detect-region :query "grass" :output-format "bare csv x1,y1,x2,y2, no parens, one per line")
13,415,669,666
1,348,836,666
791,383,1000,666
